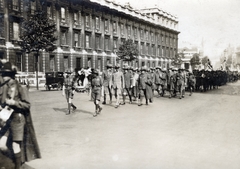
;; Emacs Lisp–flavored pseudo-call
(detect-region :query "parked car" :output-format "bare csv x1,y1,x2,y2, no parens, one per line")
45,72,64,90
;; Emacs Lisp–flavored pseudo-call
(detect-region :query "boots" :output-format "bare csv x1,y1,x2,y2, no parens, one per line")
71,103,77,111
66,103,71,115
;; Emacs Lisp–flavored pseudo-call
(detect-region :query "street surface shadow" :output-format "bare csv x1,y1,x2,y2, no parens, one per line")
53,108,93,115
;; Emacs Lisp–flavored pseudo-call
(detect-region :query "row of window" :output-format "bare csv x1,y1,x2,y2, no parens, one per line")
61,29,176,57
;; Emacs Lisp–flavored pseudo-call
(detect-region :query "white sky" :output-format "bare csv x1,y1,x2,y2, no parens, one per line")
116,0,240,60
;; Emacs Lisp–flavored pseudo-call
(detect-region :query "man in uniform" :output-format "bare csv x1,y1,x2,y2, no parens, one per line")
160,68,167,97
137,66,152,106
153,66,161,97
0,61,41,169
188,71,196,96
101,64,113,105
62,68,77,115
91,69,103,117
112,64,125,108
122,65,132,104
131,67,139,101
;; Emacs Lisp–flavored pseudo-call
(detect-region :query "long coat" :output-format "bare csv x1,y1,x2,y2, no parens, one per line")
0,81,41,165
124,71,132,89
138,72,152,99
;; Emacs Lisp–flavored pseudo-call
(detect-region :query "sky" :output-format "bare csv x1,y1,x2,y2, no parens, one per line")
116,0,240,60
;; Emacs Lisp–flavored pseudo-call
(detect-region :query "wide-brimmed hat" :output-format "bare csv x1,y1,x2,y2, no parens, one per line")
0,62,18,74
141,66,147,71
106,64,113,68
115,64,120,69
92,69,99,75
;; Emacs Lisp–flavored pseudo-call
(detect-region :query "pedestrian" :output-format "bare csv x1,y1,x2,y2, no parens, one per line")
137,66,152,106
160,68,168,97
153,66,161,97
188,71,196,96
131,67,139,101
62,68,77,115
91,69,103,117
0,61,41,169
101,64,113,105
176,68,184,99
112,64,125,108
122,65,132,104
146,68,153,103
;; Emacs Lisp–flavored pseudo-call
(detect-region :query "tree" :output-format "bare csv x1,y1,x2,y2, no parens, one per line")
117,39,139,65
190,53,201,69
19,10,57,90
201,56,210,66
172,52,184,67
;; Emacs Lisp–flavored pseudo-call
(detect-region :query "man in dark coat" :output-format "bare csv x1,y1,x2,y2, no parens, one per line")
137,66,152,106
0,61,41,169
122,66,133,104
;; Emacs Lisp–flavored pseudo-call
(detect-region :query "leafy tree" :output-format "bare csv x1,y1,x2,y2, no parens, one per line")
201,56,210,66
19,10,57,90
117,39,139,65
190,53,201,69
172,52,184,67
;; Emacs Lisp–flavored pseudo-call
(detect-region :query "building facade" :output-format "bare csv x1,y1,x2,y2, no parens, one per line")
0,0,179,73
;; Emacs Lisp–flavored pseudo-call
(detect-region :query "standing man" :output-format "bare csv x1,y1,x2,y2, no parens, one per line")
91,69,103,117
112,64,125,108
62,68,77,115
188,71,196,96
0,62,41,169
137,66,152,106
101,64,113,105
160,68,167,97
122,66,133,104
131,67,139,101
153,66,161,97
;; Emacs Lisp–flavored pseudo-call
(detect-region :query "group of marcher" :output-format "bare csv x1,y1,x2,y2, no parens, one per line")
62,64,198,117
0,60,40,169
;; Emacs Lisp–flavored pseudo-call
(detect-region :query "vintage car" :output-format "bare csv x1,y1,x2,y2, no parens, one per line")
45,71,64,90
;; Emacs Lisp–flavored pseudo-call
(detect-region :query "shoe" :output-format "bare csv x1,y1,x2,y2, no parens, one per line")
72,107,77,112
120,102,125,105
179,96,182,99
149,99,152,103
189,93,192,96
115,105,119,108
93,112,97,117
138,104,142,106
102,101,106,105
146,102,148,105
182,95,185,98
129,101,132,104
66,112,71,115
98,107,102,114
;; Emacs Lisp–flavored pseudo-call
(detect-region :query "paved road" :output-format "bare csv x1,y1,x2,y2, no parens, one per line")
26,82,240,169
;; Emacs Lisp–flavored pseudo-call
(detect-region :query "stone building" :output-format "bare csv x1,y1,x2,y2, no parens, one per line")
0,0,179,73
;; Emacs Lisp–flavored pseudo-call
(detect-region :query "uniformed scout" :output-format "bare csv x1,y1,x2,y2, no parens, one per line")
91,69,103,117
62,68,77,115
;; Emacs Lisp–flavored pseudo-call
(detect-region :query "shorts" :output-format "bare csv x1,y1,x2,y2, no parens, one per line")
10,113,26,141
65,89,74,99
91,88,101,101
